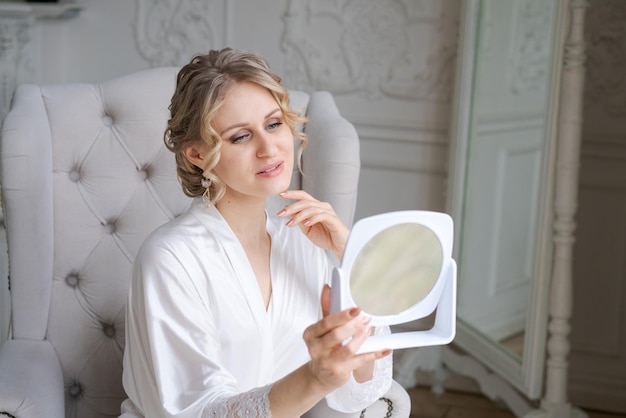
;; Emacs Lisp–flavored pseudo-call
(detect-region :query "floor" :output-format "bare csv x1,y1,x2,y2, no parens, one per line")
407,385,626,418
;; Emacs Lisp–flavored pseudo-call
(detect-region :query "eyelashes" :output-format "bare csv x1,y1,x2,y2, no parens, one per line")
229,120,284,144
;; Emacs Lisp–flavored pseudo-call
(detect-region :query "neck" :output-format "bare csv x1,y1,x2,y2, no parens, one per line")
215,196,268,241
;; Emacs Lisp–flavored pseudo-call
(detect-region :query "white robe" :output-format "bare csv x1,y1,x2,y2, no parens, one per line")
121,199,391,418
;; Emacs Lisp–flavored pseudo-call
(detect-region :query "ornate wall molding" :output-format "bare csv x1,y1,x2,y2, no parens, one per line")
0,3,83,121
0,16,34,121
508,0,554,94
135,0,227,67
281,0,458,102
584,0,626,116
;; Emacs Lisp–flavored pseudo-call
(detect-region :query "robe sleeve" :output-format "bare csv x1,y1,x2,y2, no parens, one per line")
324,326,393,413
122,241,274,418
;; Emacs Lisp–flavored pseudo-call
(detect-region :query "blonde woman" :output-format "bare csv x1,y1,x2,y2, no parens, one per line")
120,48,392,418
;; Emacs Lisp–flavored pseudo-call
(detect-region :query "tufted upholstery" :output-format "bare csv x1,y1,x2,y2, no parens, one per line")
0,67,408,418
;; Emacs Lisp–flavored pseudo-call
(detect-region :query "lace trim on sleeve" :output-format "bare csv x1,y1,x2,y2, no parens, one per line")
202,384,273,418
324,326,393,413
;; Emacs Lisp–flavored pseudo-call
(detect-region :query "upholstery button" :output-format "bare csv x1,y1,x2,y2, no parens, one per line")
103,115,113,126
68,383,82,398
68,170,80,182
138,168,149,181
65,274,79,288
103,221,116,234
102,324,116,338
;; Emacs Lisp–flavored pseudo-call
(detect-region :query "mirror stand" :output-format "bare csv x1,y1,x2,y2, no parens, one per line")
440,0,590,417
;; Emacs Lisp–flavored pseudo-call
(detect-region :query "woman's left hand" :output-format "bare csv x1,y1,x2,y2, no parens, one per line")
277,190,349,260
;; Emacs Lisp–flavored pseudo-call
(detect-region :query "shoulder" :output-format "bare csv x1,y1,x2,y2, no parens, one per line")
135,203,222,267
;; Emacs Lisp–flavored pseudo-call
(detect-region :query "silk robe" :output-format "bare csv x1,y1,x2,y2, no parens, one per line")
121,199,391,417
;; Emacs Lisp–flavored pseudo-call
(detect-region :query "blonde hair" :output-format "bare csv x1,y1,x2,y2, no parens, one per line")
164,48,307,204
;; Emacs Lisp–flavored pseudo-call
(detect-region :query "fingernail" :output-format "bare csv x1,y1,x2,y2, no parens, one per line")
381,349,392,357
286,219,294,227
349,307,360,318
279,191,287,196
277,209,286,216
303,218,311,226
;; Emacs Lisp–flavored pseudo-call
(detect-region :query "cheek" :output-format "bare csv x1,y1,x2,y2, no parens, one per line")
282,134,295,161
212,152,237,179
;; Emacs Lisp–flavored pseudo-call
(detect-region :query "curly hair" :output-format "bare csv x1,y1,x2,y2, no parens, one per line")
164,48,308,204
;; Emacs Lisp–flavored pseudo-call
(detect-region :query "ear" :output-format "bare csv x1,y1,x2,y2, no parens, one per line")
182,142,210,171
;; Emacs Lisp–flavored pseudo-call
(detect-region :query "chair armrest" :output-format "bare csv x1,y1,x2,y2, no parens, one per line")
304,379,411,418
0,340,64,418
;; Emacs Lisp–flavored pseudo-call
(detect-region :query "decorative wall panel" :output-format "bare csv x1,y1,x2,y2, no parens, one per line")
135,0,228,67
584,0,626,117
0,16,34,121
281,0,457,102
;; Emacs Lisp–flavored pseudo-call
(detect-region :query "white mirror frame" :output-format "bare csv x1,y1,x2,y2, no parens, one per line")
330,210,457,354
444,0,588,417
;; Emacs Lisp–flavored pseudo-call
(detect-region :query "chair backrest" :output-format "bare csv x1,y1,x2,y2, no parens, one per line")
0,67,359,417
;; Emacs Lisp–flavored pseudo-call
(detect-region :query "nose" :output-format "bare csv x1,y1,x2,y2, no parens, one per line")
256,131,278,158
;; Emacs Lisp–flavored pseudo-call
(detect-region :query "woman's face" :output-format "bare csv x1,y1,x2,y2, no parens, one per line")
211,81,294,204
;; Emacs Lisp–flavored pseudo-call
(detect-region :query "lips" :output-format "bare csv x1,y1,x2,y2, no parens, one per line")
257,161,283,175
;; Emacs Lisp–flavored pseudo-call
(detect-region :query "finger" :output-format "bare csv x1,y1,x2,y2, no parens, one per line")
321,284,331,318
279,190,315,201
307,314,372,357
303,307,360,343
351,349,393,368
277,192,331,215
279,201,330,222
342,316,373,353
289,208,333,228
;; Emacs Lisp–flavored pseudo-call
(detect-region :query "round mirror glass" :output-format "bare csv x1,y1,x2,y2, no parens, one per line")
349,223,443,316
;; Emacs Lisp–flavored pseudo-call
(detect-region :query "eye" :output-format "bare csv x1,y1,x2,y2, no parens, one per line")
267,120,283,131
230,131,251,144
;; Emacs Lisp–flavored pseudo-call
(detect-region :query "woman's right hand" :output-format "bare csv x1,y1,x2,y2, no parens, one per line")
302,285,391,390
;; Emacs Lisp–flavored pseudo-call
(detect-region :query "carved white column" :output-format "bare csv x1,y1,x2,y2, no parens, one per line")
528,1,589,417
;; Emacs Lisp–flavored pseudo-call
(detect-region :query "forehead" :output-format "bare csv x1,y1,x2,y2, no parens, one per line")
221,82,277,111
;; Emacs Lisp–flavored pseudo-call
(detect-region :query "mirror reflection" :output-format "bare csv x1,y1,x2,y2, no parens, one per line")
455,0,557,360
350,223,442,316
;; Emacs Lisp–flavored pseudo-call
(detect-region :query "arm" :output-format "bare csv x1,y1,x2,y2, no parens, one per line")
269,307,390,418
277,193,394,411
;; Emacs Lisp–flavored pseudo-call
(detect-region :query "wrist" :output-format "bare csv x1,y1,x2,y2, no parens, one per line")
305,361,336,395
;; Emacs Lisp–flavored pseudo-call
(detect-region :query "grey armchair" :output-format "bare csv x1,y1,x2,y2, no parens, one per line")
0,67,410,418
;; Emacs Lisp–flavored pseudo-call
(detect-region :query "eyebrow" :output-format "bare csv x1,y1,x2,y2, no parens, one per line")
220,107,282,136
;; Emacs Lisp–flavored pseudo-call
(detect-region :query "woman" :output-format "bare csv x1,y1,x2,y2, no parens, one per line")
120,48,392,418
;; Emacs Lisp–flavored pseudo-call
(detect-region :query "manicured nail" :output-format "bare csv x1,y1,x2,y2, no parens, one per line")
381,349,392,357
349,307,360,318
286,219,294,227
277,209,286,216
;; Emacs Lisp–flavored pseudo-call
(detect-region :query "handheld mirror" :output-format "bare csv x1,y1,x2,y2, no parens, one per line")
330,210,457,353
